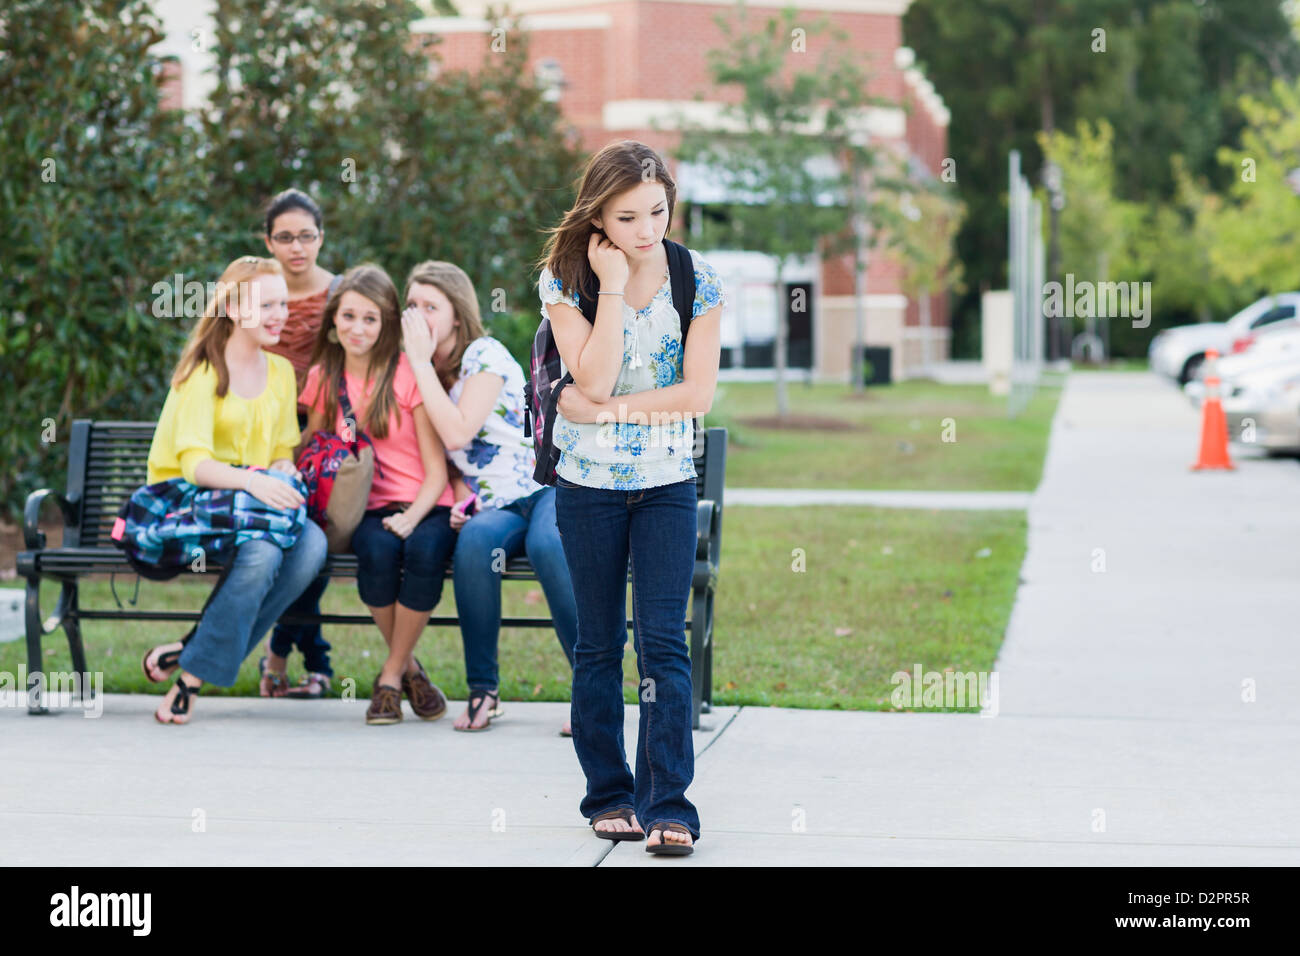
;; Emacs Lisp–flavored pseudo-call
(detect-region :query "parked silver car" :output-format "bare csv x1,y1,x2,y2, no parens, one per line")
1223,361,1300,453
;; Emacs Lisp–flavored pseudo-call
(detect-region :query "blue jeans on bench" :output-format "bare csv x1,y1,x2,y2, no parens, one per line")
452,486,577,692
554,476,700,842
178,521,328,687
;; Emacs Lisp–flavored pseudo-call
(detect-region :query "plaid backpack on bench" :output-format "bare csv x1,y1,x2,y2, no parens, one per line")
111,469,309,580
523,237,697,485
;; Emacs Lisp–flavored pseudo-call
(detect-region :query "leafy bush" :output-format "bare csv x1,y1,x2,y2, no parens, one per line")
0,0,213,521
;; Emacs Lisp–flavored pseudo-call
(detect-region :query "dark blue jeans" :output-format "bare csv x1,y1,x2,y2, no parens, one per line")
351,506,457,612
452,486,577,691
269,574,333,676
554,476,700,842
272,407,333,675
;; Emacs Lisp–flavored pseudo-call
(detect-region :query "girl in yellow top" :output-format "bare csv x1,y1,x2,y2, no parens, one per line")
142,256,328,724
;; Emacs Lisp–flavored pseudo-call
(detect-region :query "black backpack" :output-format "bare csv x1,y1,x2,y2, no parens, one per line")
524,237,696,485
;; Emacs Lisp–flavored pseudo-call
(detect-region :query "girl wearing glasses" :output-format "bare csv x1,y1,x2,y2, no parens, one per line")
259,188,338,700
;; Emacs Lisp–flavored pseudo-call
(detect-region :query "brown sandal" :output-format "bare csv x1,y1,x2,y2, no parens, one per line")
591,807,645,842
645,821,695,855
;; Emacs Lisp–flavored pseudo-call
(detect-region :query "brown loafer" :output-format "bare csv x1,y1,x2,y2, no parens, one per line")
401,659,447,721
365,681,403,725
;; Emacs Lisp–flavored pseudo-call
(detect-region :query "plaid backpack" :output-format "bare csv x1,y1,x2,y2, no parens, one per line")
111,469,309,580
523,237,696,485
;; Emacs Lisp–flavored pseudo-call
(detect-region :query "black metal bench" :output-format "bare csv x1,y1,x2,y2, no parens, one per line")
18,420,726,726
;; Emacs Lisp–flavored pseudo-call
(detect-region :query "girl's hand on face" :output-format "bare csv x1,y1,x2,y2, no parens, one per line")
556,382,607,424
382,510,417,539
401,307,436,365
587,232,629,290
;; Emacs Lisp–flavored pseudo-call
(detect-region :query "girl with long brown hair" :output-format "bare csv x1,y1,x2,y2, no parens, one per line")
537,140,726,854
299,263,457,725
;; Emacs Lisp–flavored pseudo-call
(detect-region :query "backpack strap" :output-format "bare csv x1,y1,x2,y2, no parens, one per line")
336,372,358,445
664,238,696,342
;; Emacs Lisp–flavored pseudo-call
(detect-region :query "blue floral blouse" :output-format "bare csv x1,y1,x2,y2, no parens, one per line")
446,336,544,508
538,248,726,490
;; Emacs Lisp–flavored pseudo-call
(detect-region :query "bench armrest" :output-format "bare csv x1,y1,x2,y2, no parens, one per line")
24,488,78,551
696,499,718,562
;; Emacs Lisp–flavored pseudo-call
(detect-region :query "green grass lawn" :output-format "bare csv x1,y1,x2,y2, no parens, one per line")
3,506,1025,713
702,379,1061,490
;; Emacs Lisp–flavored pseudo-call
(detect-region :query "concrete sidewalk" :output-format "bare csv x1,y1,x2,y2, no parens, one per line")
3,372,1298,864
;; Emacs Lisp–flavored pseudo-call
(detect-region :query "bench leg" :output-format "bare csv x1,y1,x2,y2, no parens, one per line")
689,586,708,730
701,588,714,713
64,590,92,704
24,577,49,715
24,577,83,714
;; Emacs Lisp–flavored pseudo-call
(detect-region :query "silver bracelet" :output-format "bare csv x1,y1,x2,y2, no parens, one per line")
596,290,624,296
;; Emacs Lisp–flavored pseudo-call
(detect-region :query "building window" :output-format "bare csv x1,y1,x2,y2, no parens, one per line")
534,58,565,102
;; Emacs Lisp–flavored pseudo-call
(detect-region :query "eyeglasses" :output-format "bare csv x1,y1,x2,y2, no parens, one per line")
269,230,321,246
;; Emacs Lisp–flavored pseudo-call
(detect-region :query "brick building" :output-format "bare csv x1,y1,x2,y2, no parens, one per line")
154,0,950,380
418,0,950,381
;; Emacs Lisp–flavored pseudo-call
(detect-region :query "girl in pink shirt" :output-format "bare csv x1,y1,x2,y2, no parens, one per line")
299,264,456,725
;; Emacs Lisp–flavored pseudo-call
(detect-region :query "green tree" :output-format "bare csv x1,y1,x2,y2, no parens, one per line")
0,0,209,521
1036,120,1138,358
903,0,1300,355
888,185,965,368
1204,77,1300,295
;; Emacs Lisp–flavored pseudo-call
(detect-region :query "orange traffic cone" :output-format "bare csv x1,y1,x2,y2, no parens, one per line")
1191,349,1235,471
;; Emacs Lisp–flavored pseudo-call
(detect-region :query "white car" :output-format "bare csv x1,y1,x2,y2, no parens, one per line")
1149,294,1300,383
1222,360,1300,453
1184,321,1300,406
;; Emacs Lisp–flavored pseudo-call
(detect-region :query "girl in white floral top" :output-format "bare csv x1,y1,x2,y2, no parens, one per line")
537,139,724,855
539,243,724,489
400,261,578,735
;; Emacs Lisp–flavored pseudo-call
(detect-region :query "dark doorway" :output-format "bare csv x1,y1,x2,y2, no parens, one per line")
786,282,813,369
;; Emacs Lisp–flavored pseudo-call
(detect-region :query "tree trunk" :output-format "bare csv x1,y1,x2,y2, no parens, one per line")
919,287,932,369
